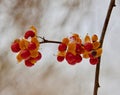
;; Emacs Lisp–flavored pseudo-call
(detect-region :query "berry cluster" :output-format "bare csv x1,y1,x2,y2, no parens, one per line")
57,34,102,65
11,26,42,67
11,26,102,67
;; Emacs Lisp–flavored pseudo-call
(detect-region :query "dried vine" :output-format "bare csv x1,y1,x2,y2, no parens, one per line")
93,0,115,95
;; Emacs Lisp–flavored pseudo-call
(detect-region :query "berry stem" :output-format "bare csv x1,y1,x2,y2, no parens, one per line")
37,36,61,44
93,0,115,95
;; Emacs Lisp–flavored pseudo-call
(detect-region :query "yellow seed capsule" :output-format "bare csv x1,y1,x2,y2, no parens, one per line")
72,33,79,39
81,46,85,54
92,34,98,42
19,39,29,50
19,39,26,50
84,34,91,43
67,42,76,55
93,41,100,49
30,59,37,64
96,48,102,57
72,34,81,43
30,26,37,35
24,39,30,48
31,37,39,49
58,51,66,56
30,50,39,58
14,39,20,43
77,38,82,44
67,50,76,55
83,51,89,59
68,42,76,52
16,53,23,63
62,37,69,45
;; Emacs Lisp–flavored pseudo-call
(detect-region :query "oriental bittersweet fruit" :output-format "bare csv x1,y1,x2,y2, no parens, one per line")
58,43,67,51
75,54,82,63
57,56,64,62
25,59,34,67
28,42,36,50
92,34,98,42
24,30,35,39
11,42,21,53
20,49,30,59
84,42,93,51
35,52,42,61
66,52,76,65
89,57,99,65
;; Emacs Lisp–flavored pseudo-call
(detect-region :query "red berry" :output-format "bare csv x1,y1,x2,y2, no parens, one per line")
89,57,99,65
28,42,36,50
75,54,82,63
25,59,34,67
24,30,35,39
35,52,42,61
89,54,94,59
58,43,67,51
57,56,64,62
20,49,30,59
66,52,76,65
11,42,20,53
84,42,93,51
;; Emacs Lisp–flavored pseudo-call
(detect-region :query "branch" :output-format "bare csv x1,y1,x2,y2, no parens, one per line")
93,0,115,95
37,36,61,44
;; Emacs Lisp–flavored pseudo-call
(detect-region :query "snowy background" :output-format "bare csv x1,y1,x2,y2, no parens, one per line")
0,0,120,95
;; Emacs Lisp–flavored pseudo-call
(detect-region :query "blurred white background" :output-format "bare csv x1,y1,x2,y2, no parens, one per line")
0,0,120,95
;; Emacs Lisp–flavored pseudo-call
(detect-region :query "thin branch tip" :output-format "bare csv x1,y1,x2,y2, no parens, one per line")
38,36,61,44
